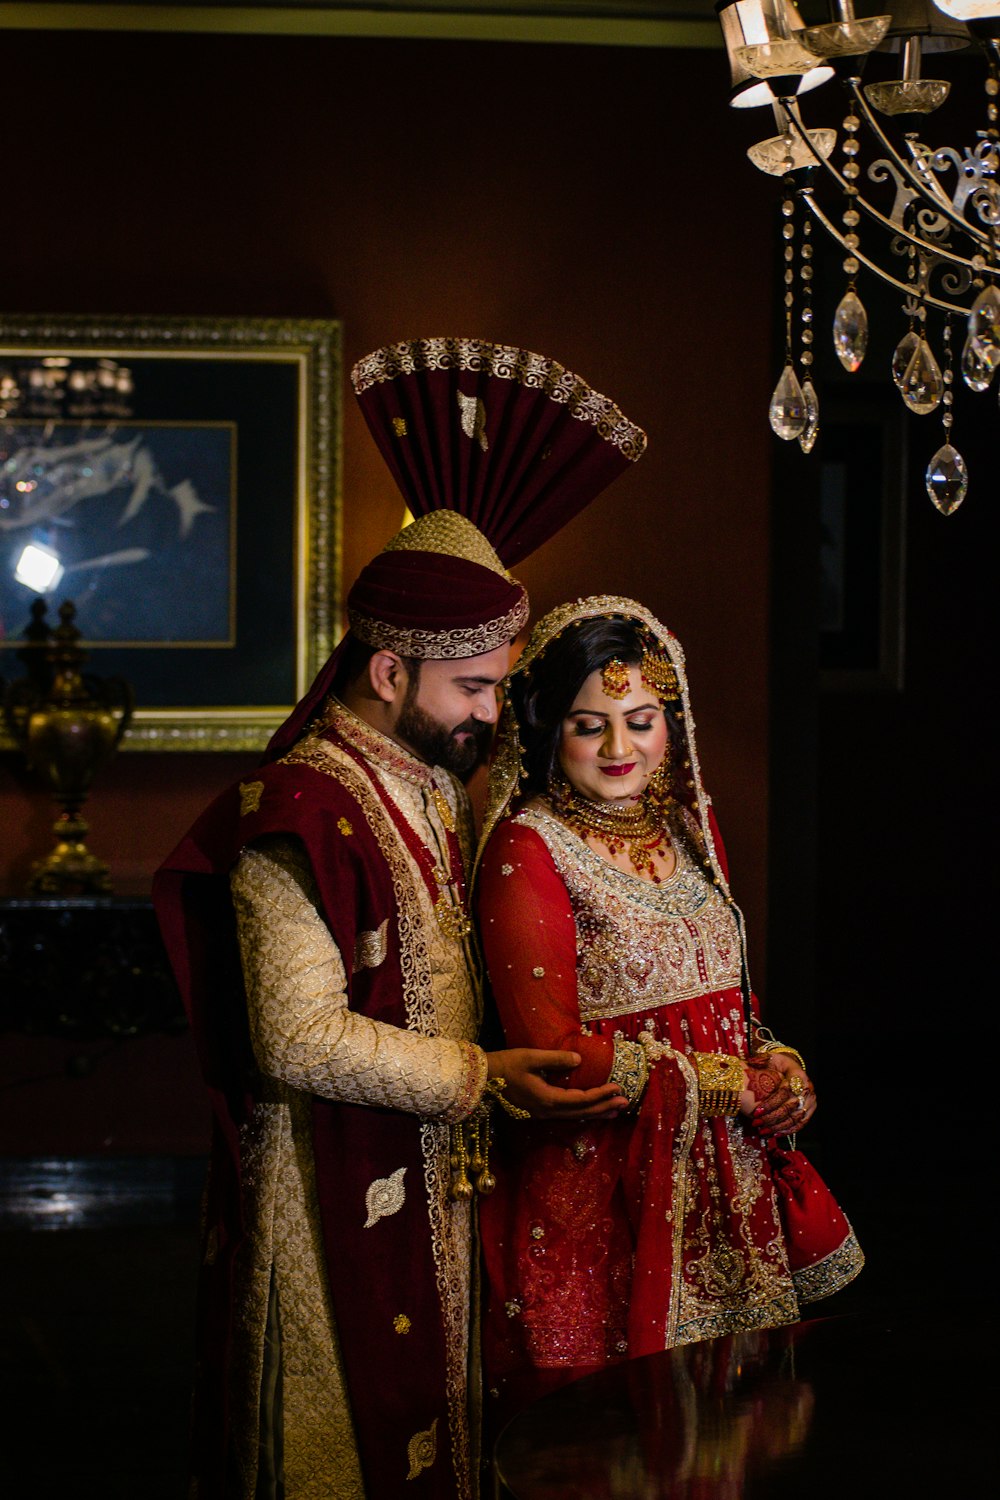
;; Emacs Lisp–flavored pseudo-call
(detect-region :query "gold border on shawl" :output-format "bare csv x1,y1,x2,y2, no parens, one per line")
664,1048,699,1349
285,735,475,1499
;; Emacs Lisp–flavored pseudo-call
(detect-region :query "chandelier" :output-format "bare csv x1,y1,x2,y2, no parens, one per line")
0,355,134,422
716,0,998,513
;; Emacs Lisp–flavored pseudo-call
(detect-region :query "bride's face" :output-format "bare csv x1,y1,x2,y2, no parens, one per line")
557,663,668,806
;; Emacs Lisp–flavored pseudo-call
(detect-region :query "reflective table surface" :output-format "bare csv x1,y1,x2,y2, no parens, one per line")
494,1311,989,1498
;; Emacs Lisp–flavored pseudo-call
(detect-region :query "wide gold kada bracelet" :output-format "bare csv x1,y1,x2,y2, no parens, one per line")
693,1052,745,1117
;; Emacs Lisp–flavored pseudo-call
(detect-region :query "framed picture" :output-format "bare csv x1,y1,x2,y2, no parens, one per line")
818,390,906,693
0,314,341,750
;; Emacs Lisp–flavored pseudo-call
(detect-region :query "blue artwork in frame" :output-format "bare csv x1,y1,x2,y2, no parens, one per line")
0,316,340,750
0,421,235,646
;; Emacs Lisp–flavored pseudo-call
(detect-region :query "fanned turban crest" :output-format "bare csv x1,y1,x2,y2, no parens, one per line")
266,335,646,758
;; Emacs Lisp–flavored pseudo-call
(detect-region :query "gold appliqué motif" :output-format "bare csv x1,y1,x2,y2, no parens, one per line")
353,919,389,972
239,780,264,815
406,1417,438,1481
434,895,472,941
363,1165,407,1229
392,416,408,437
456,389,489,451
432,786,456,833
393,1313,412,1335
337,816,353,836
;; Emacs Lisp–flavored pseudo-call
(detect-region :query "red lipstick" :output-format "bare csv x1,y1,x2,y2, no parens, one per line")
600,763,637,777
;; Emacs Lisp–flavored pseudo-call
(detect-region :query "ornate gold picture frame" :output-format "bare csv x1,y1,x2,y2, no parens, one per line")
0,314,341,750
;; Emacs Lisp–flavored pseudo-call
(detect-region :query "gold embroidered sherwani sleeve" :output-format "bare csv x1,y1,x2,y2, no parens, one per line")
231,837,487,1122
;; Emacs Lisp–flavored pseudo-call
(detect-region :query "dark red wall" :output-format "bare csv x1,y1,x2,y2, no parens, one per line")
0,29,774,1153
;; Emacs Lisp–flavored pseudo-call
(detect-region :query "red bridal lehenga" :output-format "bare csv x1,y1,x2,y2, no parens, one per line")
475,597,863,1421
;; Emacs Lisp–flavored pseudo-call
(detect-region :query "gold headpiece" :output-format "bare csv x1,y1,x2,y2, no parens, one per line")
600,658,631,700
381,511,512,580
640,650,680,705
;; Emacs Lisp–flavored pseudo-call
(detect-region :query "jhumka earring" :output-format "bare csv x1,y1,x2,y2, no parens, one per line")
646,747,673,811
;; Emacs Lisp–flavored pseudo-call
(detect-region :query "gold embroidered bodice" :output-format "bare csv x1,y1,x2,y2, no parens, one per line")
515,807,744,1023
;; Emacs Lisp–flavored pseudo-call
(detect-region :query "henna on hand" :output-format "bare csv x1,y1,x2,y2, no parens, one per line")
744,1061,780,1104
754,1068,816,1135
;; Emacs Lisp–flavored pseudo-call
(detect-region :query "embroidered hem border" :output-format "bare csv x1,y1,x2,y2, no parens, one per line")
350,337,647,462
676,1288,801,1347
793,1230,865,1304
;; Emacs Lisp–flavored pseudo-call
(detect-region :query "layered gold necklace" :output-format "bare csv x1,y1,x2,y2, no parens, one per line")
551,782,671,882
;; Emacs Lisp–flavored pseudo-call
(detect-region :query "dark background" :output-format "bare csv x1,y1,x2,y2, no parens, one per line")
0,15,993,1496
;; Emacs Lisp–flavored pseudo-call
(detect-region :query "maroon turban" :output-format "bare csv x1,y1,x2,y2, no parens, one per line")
265,336,646,758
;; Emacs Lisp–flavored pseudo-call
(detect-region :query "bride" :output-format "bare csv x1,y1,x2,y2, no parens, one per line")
474,596,863,1418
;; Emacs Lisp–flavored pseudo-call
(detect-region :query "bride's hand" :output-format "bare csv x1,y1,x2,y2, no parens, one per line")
485,1048,628,1120
743,1055,816,1134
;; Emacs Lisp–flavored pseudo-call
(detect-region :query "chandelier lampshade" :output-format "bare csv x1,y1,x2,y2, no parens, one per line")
717,0,994,513
716,0,835,107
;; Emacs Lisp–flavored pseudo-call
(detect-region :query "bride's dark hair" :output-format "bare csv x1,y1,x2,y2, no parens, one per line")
511,616,679,800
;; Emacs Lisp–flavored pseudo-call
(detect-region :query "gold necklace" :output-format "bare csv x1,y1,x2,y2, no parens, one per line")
551,782,671,882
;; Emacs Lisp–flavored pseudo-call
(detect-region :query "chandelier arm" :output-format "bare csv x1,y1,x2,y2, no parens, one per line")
783,108,985,273
800,192,969,315
845,78,991,252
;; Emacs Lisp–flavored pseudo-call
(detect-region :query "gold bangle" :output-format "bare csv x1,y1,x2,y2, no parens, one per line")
693,1052,745,1117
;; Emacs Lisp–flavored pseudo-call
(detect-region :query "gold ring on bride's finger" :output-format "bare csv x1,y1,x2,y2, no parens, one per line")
789,1075,805,1097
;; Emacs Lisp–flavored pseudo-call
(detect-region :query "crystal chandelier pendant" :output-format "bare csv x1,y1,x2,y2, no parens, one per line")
925,443,968,514
970,283,1000,332
799,378,820,452
901,337,943,414
891,329,921,391
961,332,996,392
769,363,807,440
833,289,868,372
968,285,1000,370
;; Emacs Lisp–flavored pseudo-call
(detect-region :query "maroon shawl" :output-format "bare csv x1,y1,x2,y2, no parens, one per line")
154,746,472,1498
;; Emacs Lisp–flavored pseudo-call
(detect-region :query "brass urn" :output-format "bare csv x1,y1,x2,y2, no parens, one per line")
3,599,133,894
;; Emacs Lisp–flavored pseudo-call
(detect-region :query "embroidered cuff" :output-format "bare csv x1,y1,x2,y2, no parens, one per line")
609,1035,650,1108
440,1041,489,1124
